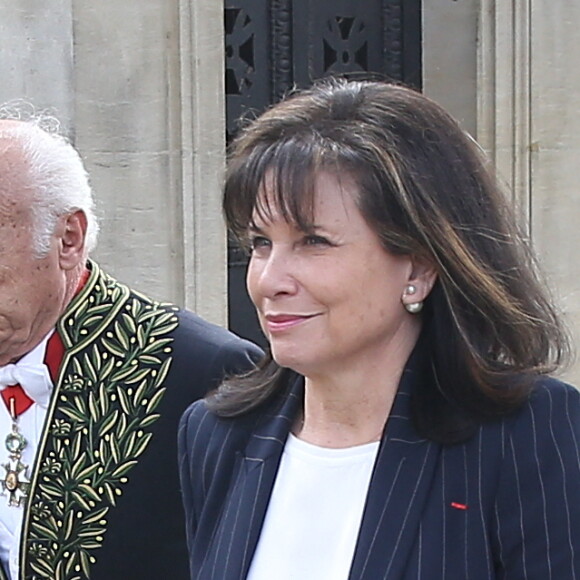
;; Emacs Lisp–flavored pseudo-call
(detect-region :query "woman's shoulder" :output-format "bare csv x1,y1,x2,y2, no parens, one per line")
180,399,245,441
496,375,580,446
532,374,578,392
465,376,580,460
527,375,580,412
178,397,280,500
179,397,273,458
480,376,580,577
180,399,215,438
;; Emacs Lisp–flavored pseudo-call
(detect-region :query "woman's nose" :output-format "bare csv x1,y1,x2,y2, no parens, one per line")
247,247,298,300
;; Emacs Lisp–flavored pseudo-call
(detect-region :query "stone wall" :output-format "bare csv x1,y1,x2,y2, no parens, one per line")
0,0,227,325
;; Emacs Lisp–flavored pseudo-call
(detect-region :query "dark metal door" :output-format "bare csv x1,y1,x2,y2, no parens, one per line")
225,0,422,346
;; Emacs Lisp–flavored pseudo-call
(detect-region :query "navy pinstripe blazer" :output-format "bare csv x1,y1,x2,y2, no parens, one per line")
178,359,580,579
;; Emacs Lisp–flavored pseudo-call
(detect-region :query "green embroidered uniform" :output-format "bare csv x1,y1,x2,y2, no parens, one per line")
5,261,261,580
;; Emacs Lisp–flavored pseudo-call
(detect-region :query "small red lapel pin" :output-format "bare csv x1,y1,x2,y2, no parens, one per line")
450,502,468,510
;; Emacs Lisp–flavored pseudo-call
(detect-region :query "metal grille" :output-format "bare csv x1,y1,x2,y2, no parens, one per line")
225,0,422,345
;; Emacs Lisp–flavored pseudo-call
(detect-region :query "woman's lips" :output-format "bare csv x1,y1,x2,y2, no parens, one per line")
263,314,317,333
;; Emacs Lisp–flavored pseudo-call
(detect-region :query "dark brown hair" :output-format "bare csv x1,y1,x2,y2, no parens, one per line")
213,78,570,444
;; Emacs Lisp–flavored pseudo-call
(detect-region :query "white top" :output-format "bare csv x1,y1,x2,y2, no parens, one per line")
0,333,53,580
247,433,380,580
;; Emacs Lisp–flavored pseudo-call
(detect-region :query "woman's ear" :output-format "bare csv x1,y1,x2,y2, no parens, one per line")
404,256,438,303
58,210,88,270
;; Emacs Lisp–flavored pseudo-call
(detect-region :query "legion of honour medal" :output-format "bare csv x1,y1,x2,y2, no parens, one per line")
1,398,30,506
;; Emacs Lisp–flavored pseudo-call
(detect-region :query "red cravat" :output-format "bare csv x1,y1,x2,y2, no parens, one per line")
0,331,64,417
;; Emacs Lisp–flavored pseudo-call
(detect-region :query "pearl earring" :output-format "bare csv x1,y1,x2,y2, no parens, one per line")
403,284,423,314
404,301,423,314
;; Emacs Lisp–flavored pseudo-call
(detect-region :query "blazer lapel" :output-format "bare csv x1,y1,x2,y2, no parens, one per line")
208,376,303,580
206,350,439,580
349,356,441,580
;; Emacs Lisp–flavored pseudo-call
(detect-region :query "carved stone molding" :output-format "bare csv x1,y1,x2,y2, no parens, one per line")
179,0,228,324
477,0,532,230
383,0,403,81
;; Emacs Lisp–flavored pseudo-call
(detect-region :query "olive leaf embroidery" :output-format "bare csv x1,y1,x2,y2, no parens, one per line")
23,268,178,579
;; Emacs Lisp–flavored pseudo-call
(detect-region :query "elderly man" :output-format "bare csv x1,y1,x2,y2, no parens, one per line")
0,117,262,580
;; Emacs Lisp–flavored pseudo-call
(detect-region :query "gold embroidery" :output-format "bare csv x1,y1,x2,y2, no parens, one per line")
22,264,177,579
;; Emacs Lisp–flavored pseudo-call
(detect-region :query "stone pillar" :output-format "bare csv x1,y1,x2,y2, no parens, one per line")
424,0,580,384
423,0,479,136
177,0,227,324
528,0,580,383
476,0,532,225
477,0,580,384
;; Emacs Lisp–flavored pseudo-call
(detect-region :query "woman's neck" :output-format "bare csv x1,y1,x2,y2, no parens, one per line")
296,386,395,448
296,335,418,448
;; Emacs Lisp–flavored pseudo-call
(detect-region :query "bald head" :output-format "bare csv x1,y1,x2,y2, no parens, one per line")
0,119,30,131
0,122,37,212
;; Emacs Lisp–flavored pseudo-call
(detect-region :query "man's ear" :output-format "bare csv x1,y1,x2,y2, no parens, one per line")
58,210,87,270
406,256,438,303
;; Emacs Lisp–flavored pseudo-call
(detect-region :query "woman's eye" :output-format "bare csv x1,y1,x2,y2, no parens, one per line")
249,236,270,250
303,235,331,247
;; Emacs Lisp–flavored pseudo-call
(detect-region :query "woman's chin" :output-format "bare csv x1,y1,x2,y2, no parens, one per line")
270,346,308,373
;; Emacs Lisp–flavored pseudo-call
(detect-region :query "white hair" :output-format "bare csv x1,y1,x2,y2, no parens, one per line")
0,103,99,257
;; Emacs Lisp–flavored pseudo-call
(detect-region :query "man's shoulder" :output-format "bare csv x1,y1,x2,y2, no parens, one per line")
93,262,261,353
86,261,263,375
170,308,263,379
174,308,259,352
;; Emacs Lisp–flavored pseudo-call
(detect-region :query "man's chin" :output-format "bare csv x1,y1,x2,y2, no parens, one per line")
0,337,30,365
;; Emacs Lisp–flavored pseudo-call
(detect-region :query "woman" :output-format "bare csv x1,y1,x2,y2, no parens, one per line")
179,78,580,579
